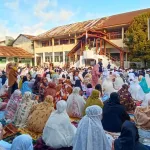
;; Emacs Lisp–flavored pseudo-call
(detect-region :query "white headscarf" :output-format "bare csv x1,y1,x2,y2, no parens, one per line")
67,87,85,118
46,74,51,82
42,100,76,149
114,74,124,90
128,78,145,101
145,74,150,88
141,93,150,106
11,134,33,150
73,105,112,150
102,77,115,96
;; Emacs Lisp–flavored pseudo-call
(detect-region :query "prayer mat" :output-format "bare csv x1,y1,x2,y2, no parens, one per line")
18,128,42,140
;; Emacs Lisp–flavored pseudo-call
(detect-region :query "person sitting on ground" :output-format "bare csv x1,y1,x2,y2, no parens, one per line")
26,95,54,134
114,120,149,150
67,87,85,118
134,96,150,131
14,92,38,128
113,74,124,90
95,84,103,97
21,76,32,96
118,84,136,112
0,134,33,150
86,83,93,98
83,90,103,116
34,100,76,150
139,76,150,94
44,82,56,99
102,92,130,132
128,78,145,102
39,77,48,101
73,105,112,150
5,89,22,122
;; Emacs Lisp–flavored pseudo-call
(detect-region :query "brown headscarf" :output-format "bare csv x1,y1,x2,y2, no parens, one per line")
44,82,56,98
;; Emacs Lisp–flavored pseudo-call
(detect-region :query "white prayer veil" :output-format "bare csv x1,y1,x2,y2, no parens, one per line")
73,105,112,150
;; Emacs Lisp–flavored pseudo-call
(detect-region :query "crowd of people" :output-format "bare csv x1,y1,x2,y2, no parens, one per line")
0,61,149,149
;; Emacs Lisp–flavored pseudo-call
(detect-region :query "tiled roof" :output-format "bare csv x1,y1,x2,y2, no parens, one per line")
34,8,150,40
100,8,150,28
0,46,33,58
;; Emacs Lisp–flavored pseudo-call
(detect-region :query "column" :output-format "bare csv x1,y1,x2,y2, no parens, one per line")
52,38,54,63
63,51,65,65
34,53,37,66
43,52,45,63
104,41,106,55
75,34,77,44
53,52,55,63
122,27,124,40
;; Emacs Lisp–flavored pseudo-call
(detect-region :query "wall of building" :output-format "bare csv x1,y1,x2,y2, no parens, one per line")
13,35,34,54
0,57,32,69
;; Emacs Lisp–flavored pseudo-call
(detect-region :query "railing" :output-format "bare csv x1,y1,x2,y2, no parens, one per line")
100,51,120,66
107,32,122,40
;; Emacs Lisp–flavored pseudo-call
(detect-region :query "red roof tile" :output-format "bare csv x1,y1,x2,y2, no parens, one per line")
0,46,33,58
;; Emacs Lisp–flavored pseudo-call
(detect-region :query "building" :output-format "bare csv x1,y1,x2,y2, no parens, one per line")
13,34,35,54
34,8,150,68
0,41,5,46
0,36,14,46
0,46,33,69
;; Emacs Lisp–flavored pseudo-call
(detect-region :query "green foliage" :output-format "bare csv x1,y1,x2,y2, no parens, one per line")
6,39,14,46
124,12,150,64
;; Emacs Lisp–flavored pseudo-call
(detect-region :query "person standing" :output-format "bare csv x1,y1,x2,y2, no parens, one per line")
98,59,103,73
91,64,100,87
107,62,111,70
8,63,18,97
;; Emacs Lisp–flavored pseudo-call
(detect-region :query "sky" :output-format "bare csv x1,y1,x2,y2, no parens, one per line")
0,0,150,40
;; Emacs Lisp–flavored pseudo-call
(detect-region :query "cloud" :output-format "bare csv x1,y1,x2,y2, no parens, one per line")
4,0,19,10
21,23,46,35
34,0,75,23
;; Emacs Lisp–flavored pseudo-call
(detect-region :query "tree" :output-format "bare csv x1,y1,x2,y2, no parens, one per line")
6,39,14,46
124,12,150,67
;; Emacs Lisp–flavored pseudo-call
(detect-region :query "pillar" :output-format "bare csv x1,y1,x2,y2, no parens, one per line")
63,51,65,65
34,53,37,66
43,52,45,63
104,41,106,55
122,27,124,40
75,34,77,44
52,38,54,63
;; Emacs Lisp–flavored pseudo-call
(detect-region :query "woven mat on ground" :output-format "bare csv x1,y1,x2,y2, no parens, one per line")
18,128,42,140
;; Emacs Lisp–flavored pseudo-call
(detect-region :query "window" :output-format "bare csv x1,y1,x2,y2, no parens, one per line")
70,39,75,44
60,56,63,62
41,41,50,47
108,31,122,39
54,39,60,45
55,56,59,62
50,56,53,62
60,39,69,45
45,56,50,62
0,57,6,64
65,56,69,62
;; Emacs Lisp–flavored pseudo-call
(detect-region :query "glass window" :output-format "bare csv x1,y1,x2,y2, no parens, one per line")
70,39,75,44
55,56,59,62
50,56,53,62
54,39,60,45
45,56,50,62
41,41,49,47
59,52,63,62
60,39,69,45
0,57,6,64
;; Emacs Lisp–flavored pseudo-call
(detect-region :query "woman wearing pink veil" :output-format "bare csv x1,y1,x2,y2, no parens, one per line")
91,64,100,87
